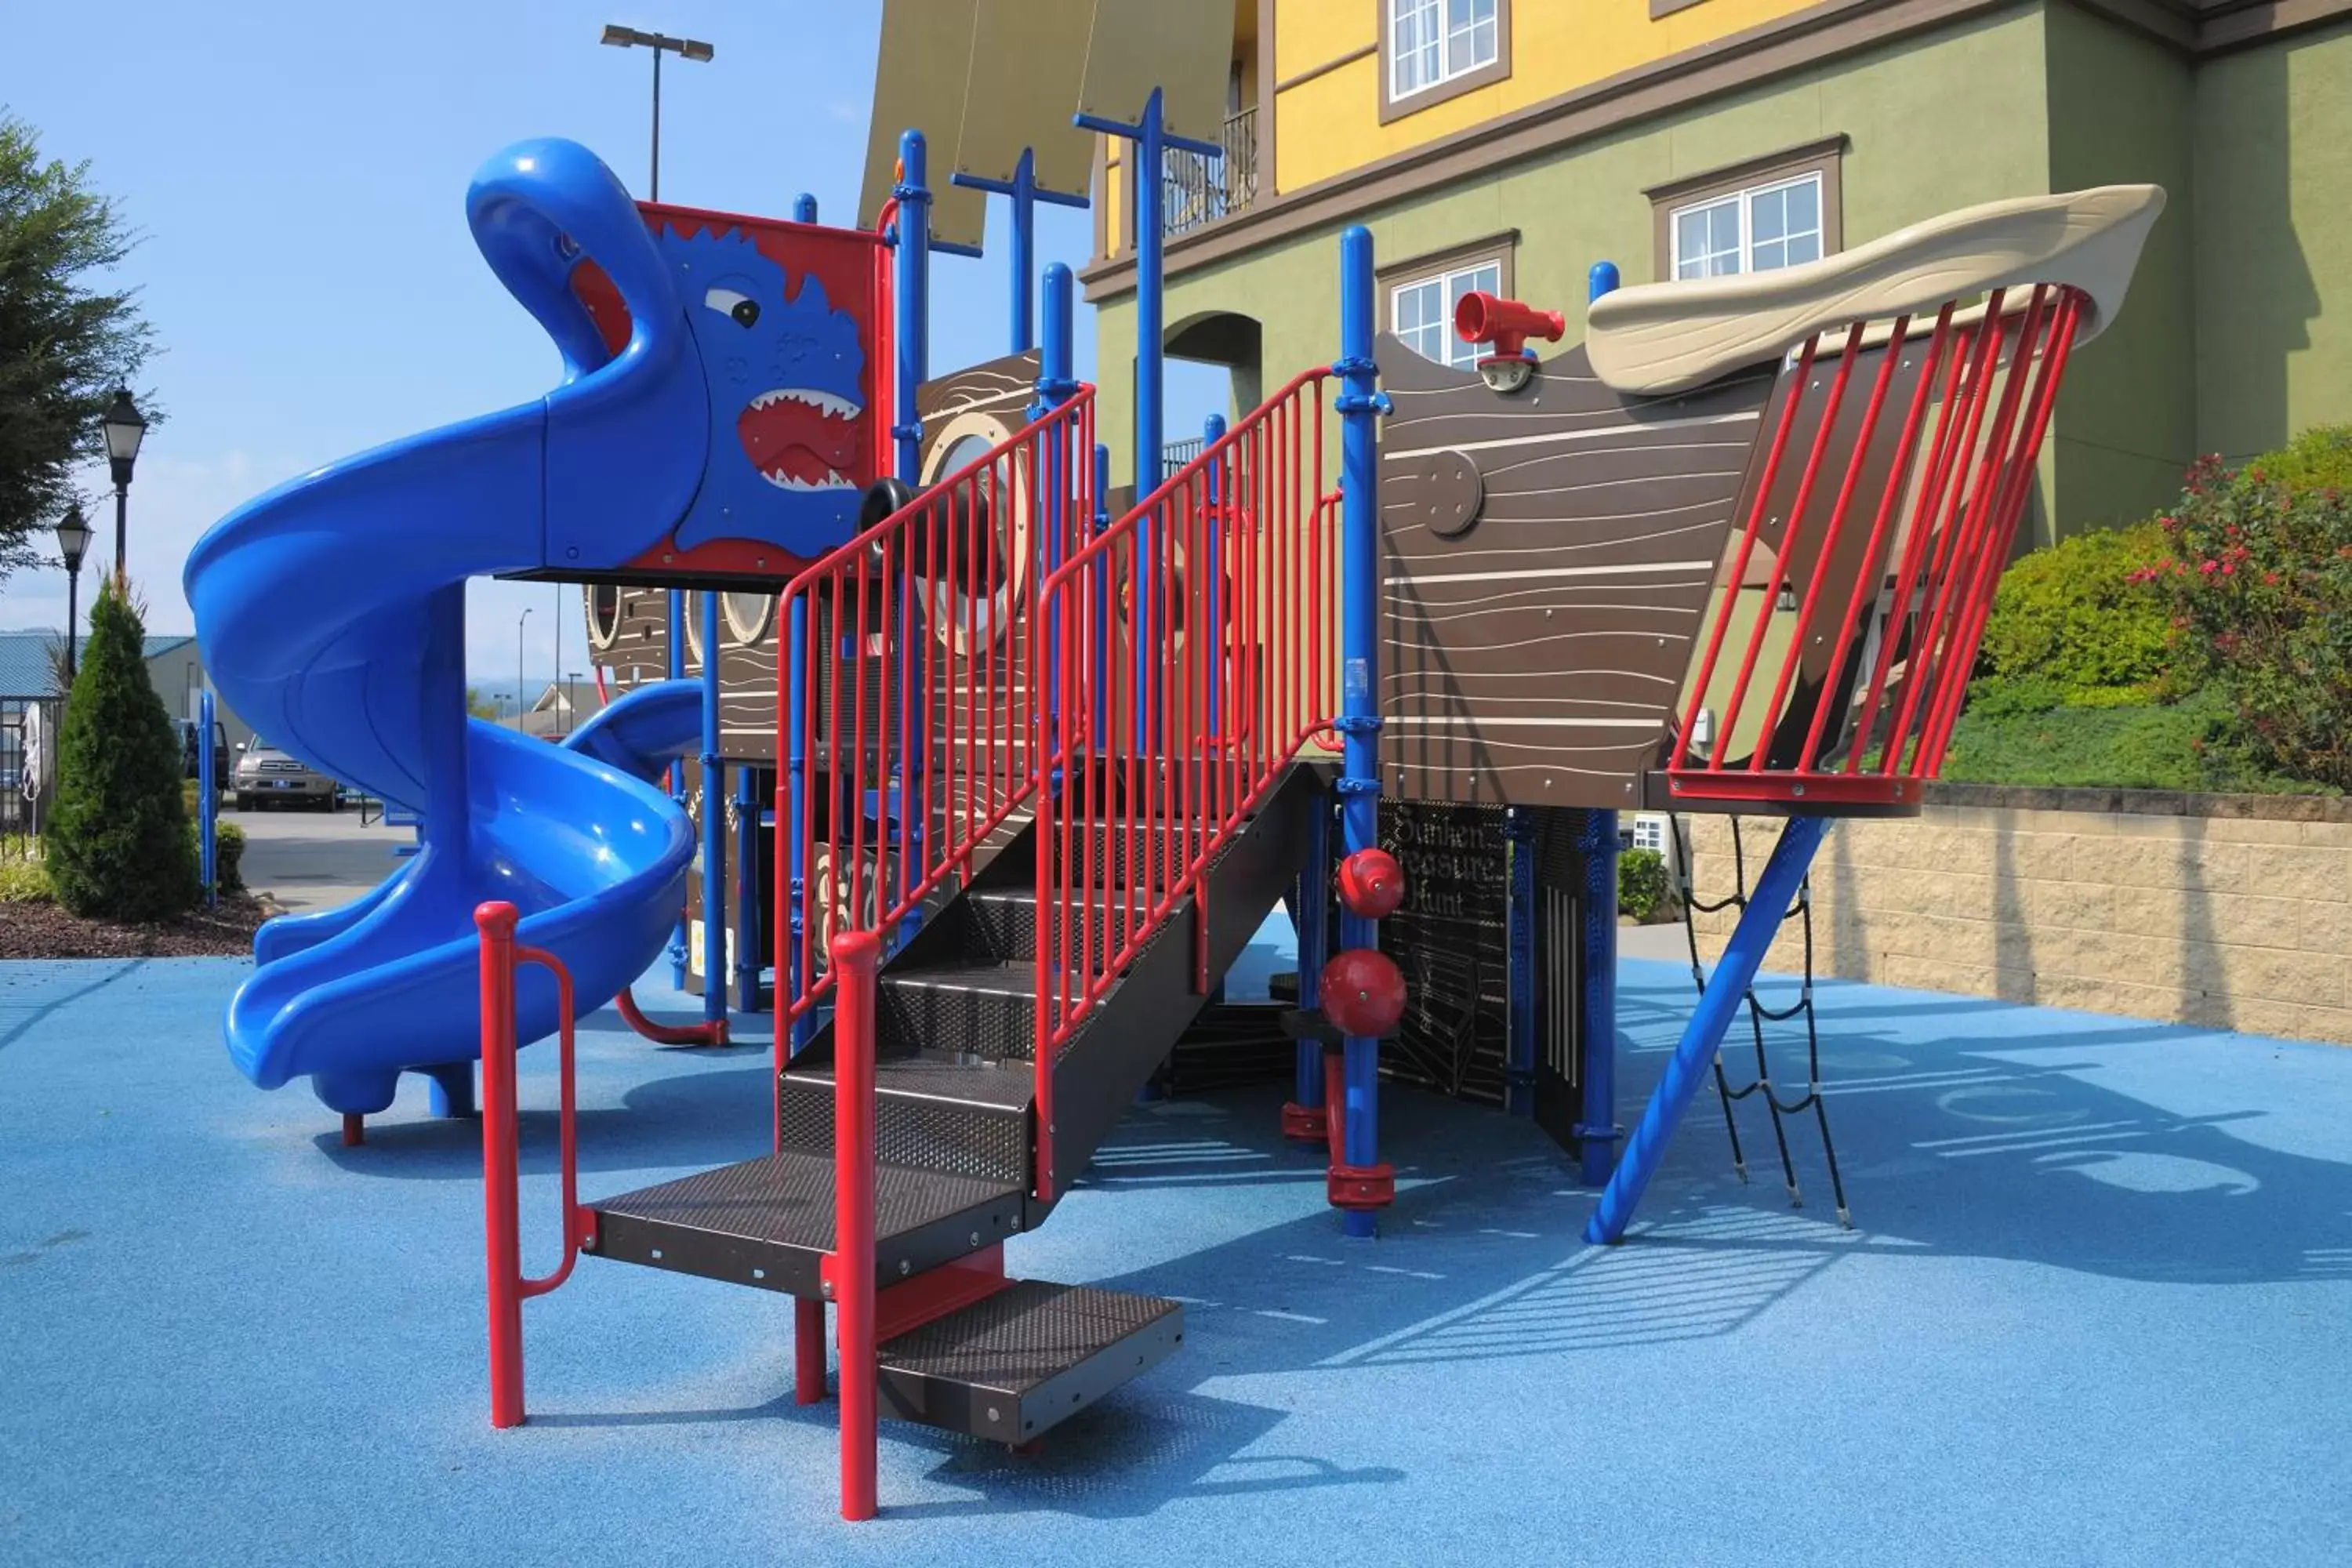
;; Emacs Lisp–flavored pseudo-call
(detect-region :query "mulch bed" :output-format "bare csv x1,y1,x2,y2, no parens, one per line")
0,894,275,960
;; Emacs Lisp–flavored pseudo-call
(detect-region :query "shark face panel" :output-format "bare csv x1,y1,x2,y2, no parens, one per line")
666,226,868,558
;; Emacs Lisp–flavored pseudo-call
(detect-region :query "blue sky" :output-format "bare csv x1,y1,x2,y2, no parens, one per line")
0,0,1221,703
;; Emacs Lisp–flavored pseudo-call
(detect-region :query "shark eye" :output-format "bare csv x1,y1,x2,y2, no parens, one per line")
704,287,759,328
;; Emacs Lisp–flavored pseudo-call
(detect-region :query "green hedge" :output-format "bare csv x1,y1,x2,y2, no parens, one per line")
1618,848,1676,923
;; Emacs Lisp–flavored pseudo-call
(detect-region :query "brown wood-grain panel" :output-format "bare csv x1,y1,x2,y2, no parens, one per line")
1377,334,1774,809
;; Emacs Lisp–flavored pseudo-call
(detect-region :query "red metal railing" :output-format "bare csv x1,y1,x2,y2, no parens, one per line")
476,900,585,1430
771,389,1099,1047
1667,284,2087,807
1029,369,1342,1199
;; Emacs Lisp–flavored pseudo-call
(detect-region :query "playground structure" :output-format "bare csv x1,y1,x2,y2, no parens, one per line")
182,5,2163,1521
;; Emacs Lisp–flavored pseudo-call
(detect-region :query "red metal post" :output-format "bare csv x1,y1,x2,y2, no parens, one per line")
829,927,880,1523
477,901,525,1429
794,1298,827,1405
615,986,727,1046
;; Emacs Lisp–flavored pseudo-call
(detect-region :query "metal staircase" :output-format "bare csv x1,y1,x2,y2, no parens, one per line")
581,764,1324,1439
477,356,1355,1518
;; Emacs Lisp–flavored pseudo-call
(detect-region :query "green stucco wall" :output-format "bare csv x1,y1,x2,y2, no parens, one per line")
2044,3,2198,534
1092,8,2052,490
1091,5,2352,532
2194,20,2352,463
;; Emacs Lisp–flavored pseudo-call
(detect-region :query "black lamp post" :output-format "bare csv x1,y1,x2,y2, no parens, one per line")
100,388,147,583
55,503,92,682
599,24,714,201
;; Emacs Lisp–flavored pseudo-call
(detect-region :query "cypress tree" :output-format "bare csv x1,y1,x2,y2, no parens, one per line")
47,583,198,920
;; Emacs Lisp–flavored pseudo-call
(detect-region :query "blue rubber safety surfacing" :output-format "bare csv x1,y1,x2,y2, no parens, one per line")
3,955,2350,1566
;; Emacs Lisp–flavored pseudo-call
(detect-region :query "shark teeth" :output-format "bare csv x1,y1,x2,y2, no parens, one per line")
748,387,861,419
761,467,854,492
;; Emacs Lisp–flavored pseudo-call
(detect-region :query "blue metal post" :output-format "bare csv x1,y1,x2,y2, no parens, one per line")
1334,225,1386,1239
1574,259,1624,1181
1504,808,1536,1118
892,131,931,931
1134,90,1165,753
1035,264,1080,750
1586,814,1827,1244
700,589,725,1029
197,689,217,909
1573,808,1620,1178
667,587,688,986
734,764,760,1011
1091,442,1112,743
792,192,817,223
893,130,931,487
1200,412,1226,740
786,598,814,1054
950,150,1083,355
1074,91,1221,753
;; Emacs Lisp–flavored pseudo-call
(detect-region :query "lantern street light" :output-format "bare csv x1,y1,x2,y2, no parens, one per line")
54,504,92,682
599,24,714,201
100,388,147,583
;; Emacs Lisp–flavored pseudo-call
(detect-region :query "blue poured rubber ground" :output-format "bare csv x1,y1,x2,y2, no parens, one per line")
3,954,2348,1564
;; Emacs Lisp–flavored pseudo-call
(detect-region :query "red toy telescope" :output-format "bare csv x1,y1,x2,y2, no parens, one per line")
1454,290,1565,359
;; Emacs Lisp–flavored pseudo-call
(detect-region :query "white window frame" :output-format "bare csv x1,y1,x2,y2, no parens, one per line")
1388,257,1505,371
1669,171,1826,281
1387,0,1501,104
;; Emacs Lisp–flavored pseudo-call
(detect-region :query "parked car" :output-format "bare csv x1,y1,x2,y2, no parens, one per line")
175,719,231,791
234,739,339,811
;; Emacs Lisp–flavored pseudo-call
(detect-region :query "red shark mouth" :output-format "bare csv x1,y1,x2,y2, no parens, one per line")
737,388,861,492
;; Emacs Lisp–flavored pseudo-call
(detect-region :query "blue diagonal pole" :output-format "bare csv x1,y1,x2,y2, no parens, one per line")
1585,813,1827,1244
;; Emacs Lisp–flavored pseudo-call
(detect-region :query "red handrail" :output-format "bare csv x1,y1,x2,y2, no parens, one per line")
1028,368,1341,1200
773,388,1099,1043
476,900,583,1430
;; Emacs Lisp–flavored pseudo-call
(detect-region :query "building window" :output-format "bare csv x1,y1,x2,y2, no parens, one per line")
1646,136,1848,284
1378,232,1519,371
1671,173,1824,280
1380,0,1511,123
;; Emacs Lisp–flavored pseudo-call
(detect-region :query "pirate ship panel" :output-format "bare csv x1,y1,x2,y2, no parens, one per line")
1375,336,1775,813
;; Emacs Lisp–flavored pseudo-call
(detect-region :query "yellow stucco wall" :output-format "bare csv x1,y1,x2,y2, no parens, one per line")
1272,0,1827,194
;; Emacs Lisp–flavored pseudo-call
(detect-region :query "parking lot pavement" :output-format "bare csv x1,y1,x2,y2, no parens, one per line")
228,800,408,913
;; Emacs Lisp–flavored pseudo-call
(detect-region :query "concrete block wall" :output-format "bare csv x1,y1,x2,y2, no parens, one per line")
1682,787,2352,1046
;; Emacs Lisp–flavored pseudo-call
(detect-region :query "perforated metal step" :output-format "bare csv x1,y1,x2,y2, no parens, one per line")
777,1053,1033,1185
586,1150,1022,1298
877,1279,1184,1443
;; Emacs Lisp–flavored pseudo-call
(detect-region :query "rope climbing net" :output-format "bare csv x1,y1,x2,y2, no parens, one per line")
1670,815,1852,1228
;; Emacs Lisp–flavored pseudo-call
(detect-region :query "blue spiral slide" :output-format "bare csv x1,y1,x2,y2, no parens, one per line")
186,140,731,1116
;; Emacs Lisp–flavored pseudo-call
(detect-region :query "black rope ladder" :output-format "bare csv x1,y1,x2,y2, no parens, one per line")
1670,815,1852,1228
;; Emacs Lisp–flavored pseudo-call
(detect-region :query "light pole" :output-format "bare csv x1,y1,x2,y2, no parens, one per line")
599,24,714,201
100,388,147,585
566,671,581,731
517,608,532,731
54,504,91,682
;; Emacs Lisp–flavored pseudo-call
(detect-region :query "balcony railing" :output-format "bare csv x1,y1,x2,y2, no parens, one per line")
1161,107,1259,239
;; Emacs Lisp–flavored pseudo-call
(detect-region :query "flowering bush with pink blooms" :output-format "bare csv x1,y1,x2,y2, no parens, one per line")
2138,427,2352,789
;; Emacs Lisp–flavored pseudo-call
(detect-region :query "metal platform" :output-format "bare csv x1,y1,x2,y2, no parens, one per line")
877,1279,1184,1443
585,1150,1024,1298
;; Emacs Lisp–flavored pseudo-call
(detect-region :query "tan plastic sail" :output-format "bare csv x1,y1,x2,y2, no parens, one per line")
1587,185,2165,396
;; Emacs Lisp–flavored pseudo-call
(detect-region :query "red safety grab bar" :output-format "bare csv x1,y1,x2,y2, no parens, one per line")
477,900,586,1430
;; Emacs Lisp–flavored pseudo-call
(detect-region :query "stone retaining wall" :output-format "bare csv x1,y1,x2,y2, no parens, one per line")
1680,786,2352,1046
